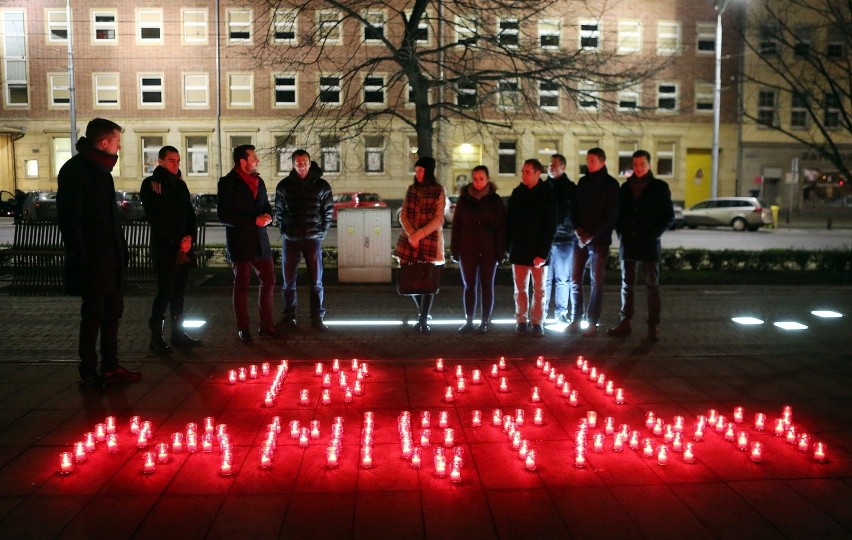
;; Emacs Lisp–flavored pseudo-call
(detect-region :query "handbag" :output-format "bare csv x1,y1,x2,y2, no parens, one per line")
397,263,441,295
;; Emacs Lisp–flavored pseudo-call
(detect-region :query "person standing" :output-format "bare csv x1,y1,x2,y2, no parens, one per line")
140,146,201,353
506,159,557,337
394,157,446,333
543,153,576,324
56,118,140,388
217,144,276,343
273,150,333,331
568,148,620,337
607,150,674,342
451,165,506,334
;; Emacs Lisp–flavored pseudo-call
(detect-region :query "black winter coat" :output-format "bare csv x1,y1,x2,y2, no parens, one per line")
56,138,128,296
546,173,576,242
570,166,620,251
274,163,333,241
506,180,557,265
217,169,273,262
616,173,674,262
140,166,197,263
450,183,506,261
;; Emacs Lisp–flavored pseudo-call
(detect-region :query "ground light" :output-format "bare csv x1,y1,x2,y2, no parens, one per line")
811,310,843,319
182,319,206,329
732,316,764,325
773,321,808,330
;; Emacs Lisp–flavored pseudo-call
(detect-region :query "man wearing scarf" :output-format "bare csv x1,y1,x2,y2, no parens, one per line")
57,118,140,389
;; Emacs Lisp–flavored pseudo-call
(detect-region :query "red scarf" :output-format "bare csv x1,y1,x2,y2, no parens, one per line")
235,167,259,199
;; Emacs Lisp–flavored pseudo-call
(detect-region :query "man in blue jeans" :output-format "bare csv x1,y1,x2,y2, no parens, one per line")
274,149,334,331
543,153,576,324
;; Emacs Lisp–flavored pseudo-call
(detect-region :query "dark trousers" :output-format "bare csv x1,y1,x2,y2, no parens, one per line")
459,254,498,322
149,253,189,325
619,259,662,326
79,290,123,375
570,244,609,325
282,238,325,321
233,257,276,331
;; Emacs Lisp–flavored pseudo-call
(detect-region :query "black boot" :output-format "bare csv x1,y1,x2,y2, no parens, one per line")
417,294,434,333
148,319,172,354
171,316,201,348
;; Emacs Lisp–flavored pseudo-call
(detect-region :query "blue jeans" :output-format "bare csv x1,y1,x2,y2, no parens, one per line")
620,259,662,326
544,239,574,319
282,238,325,321
570,244,608,325
459,254,498,322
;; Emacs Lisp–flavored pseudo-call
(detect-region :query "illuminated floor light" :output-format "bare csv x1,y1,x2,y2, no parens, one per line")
773,321,808,331
325,320,404,326
811,310,843,319
544,322,569,333
182,319,206,329
732,317,764,325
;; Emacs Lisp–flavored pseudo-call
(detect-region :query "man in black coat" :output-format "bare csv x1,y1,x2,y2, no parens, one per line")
217,144,276,343
140,146,201,353
607,150,675,342
543,153,576,324
273,149,333,331
56,118,140,389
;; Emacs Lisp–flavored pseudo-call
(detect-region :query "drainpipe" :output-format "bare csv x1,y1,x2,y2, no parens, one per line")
66,0,78,153
215,0,223,178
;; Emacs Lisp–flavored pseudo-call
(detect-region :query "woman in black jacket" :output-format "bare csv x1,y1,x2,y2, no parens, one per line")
451,166,506,333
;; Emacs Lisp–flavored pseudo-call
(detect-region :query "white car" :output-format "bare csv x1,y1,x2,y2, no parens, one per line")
683,197,772,231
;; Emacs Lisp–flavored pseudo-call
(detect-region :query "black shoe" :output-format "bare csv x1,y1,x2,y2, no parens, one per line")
259,327,280,338
606,320,632,337
149,335,172,354
101,365,142,383
581,325,598,338
531,324,544,337
311,320,328,332
171,331,201,348
458,321,475,334
238,329,253,343
515,322,528,335
282,317,297,328
414,321,431,333
476,322,490,334
566,320,582,334
79,373,107,389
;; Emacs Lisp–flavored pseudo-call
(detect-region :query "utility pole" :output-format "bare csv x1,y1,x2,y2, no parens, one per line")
66,0,77,154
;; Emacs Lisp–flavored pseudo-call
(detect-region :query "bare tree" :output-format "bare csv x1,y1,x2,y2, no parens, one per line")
739,0,852,182
251,0,669,159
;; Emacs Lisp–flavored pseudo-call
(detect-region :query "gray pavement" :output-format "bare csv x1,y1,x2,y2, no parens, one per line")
0,283,850,538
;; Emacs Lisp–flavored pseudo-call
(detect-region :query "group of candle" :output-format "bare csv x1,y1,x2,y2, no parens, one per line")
59,415,120,474
569,356,625,406
436,356,512,396
360,412,375,469
261,360,286,407
397,410,465,481
227,363,267,385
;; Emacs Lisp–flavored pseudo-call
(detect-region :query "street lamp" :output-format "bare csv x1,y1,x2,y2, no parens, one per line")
711,0,738,199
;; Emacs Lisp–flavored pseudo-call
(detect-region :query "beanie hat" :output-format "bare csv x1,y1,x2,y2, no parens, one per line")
414,156,436,176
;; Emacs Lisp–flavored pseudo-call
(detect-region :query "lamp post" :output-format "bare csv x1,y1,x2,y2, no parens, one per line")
711,0,736,199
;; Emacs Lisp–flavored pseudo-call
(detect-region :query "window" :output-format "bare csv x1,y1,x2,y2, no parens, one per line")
656,142,675,177
137,9,163,43
363,12,384,42
826,27,845,59
49,73,70,107
539,80,559,110
228,9,252,42
25,159,38,177
791,93,808,128
182,9,208,44
793,25,812,58
539,19,560,48
320,136,341,173
364,76,385,105
497,79,520,110
230,135,253,151
579,19,600,51
695,82,714,113
537,139,559,162
139,74,164,107
273,9,297,42
408,136,419,173
3,11,28,106
141,136,164,175
456,78,477,108
455,15,477,45
617,141,638,176
577,81,599,111
185,136,209,175
93,11,117,43
696,23,715,54
47,9,68,42
759,26,778,56
617,20,640,54
757,89,776,127
498,141,517,175
228,73,253,107
275,135,297,174
318,10,342,44
364,135,385,173
406,11,429,43
93,73,119,107
498,18,519,48
657,83,678,111
183,73,209,107
319,75,341,104
618,86,640,111
53,137,72,177
274,74,297,106
657,21,681,55
824,93,841,128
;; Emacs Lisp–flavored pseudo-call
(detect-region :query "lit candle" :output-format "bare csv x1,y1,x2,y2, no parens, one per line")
264,391,274,408
450,465,462,483
642,439,654,458
693,424,704,442
593,433,604,453
410,448,422,469
754,413,766,431
750,442,763,462
260,449,272,469
604,380,614,396
613,434,625,452
84,432,96,453
492,409,502,426
715,416,726,433
401,439,413,459
653,419,663,436
596,374,606,389
645,412,656,429
435,358,444,372
774,418,785,436
421,411,431,428
351,358,359,372
737,432,749,451
531,387,541,403
782,405,793,426
106,434,119,453
588,367,597,381
548,369,557,383
156,443,169,464
443,428,455,447
568,390,579,407
498,357,507,370
536,356,544,369
556,373,565,386
575,355,585,369
331,358,340,373
673,416,684,433
228,370,237,385
220,456,233,476
471,369,482,384
322,373,332,388
797,433,810,452
204,417,215,434
321,389,332,405
533,408,543,426
130,416,141,434
707,409,718,423
514,409,525,426
59,451,75,474
511,432,522,449
614,388,625,405
310,420,321,439
74,441,87,462
105,416,116,434
186,432,198,453
300,388,310,405
518,440,530,460
434,455,447,477
344,387,353,403
315,362,323,376
499,378,509,393
604,417,615,435
438,411,449,428
724,423,735,441
574,448,586,468
262,362,270,376
353,380,364,396
672,432,684,452
299,428,309,448
586,411,597,428
143,452,156,474
326,447,339,468
202,433,213,453
444,386,454,403
524,450,537,471
136,432,148,449
455,365,463,379
561,382,571,397
683,442,695,463
454,377,466,394
733,406,744,423
629,431,640,450
664,425,674,443
471,410,482,427
657,445,669,466
490,364,499,378
420,429,431,447
785,426,797,445
813,442,827,463
93,423,107,442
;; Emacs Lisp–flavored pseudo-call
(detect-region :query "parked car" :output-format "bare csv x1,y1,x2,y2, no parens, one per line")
21,191,58,222
115,191,146,221
396,193,457,228
683,197,772,231
670,204,685,230
332,192,387,222
193,193,219,223
0,190,19,217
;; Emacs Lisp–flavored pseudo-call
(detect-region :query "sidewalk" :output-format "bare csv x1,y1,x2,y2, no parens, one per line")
0,284,850,538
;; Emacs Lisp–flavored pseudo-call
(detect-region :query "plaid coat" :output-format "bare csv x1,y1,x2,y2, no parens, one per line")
394,182,445,264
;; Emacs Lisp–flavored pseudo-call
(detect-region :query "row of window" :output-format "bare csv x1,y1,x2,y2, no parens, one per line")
758,24,847,59
756,89,844,130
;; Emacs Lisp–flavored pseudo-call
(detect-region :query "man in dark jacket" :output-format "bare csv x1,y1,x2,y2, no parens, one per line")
543,154,576,324
506,159,557,337
140,146,201,353
274,149,334,331
568,147,620,337
607,150,674,342
217,144,276,343
56,118,140,389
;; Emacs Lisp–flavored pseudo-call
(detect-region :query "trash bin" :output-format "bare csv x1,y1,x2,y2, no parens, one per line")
770,205,780,228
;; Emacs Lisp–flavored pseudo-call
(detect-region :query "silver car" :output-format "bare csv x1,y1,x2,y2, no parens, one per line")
683,197,772,231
